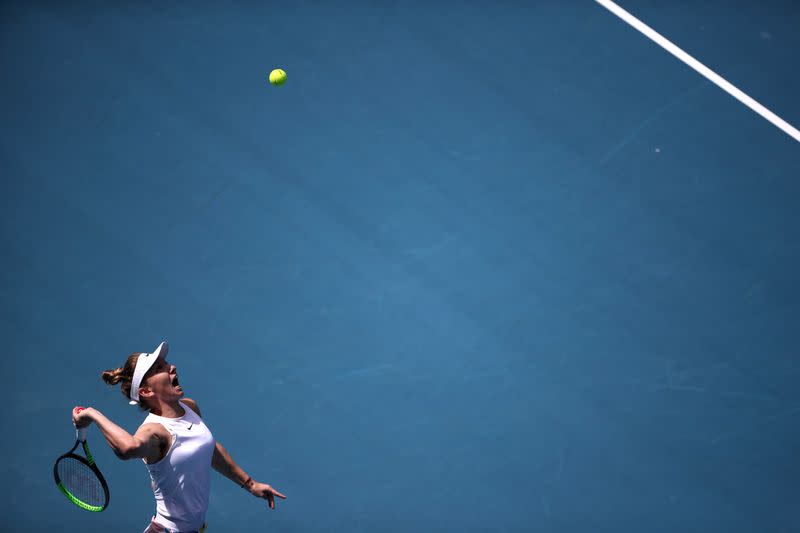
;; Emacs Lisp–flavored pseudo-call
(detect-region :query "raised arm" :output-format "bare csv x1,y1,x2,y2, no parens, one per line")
72,406,165,461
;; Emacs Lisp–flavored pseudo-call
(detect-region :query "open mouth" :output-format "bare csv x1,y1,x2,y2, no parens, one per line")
171,375,181,389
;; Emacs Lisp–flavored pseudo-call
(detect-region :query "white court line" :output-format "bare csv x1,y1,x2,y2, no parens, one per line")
596,0,800,144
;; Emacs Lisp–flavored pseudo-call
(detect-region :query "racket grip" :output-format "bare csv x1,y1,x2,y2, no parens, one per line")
77,427,87,442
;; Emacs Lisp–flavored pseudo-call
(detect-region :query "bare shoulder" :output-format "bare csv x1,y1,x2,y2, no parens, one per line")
136,422,171,442
128,423,171,462
182,397,202,417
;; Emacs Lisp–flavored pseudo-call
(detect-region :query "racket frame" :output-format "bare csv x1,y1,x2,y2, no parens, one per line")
53,427,110,512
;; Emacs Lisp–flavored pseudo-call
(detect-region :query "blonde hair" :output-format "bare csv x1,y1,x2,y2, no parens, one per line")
101,353,149,411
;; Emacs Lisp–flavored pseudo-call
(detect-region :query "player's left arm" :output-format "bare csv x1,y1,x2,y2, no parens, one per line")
183,398,287,509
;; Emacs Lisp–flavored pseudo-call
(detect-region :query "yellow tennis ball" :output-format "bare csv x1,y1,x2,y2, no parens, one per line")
269,68,287,86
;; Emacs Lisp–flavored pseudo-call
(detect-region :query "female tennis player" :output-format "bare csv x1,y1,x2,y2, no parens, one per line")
71,341,286,533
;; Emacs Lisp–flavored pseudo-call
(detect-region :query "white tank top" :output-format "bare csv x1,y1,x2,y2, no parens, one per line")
140,401,216,532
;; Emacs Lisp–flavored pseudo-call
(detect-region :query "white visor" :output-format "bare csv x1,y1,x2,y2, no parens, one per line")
129,341,169,405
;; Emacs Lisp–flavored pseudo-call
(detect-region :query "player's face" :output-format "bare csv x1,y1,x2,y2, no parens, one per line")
142,355,184,400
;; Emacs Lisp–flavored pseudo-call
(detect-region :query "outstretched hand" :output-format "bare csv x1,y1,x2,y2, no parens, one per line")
247,480,287,509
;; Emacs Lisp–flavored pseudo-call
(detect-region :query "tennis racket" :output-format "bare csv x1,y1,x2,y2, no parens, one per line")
53,420,110,512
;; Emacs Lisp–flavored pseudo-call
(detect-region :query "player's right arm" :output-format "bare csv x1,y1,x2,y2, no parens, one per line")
72,407,164,460
124,423,168,461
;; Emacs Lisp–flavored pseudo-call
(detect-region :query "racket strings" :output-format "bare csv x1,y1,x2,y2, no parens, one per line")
57,456,105,506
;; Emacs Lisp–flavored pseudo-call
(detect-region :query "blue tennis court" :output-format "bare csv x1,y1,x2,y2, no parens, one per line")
2,2,799,531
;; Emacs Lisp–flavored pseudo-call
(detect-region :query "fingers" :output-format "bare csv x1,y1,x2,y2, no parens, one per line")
263,486,286,499
72,406,91,428
261,485,286,509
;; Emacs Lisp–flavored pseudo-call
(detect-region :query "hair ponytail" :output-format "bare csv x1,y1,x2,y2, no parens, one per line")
100,353,148,410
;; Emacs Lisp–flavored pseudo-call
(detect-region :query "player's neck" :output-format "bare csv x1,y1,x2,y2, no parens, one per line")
150,400,185,419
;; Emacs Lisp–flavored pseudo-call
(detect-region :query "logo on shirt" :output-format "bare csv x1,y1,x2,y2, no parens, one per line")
187,423,193,430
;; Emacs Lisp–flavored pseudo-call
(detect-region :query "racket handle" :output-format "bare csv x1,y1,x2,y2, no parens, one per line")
76,427,87,442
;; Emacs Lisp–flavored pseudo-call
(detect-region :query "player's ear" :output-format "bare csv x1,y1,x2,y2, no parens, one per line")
139,386,154,399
